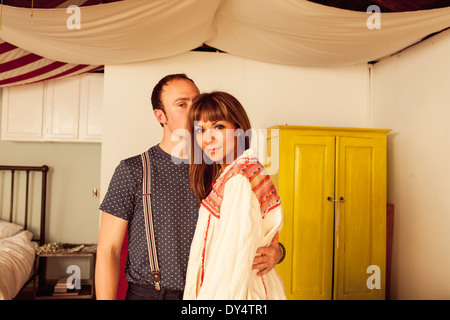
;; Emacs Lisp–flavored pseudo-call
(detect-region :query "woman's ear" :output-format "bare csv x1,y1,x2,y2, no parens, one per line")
154,109,167,126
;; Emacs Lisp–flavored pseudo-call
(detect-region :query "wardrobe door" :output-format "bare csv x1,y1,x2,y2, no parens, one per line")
333,136,386,300
278,134,336,299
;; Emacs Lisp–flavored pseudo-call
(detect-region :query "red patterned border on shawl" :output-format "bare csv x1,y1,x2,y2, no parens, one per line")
200,214,212,287
200,157,280,219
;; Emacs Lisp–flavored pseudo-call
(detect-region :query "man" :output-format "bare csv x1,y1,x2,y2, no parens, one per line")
95,74,282,300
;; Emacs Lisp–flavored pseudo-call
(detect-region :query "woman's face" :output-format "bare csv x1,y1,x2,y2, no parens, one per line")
194,119,237,168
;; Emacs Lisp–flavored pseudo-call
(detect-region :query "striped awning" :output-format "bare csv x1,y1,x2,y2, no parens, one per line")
0,0,118,87
0,41,103,87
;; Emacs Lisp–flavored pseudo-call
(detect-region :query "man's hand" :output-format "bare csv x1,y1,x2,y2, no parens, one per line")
252,232,282,276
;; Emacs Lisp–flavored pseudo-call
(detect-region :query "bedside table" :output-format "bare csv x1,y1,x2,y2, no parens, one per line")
33,245,96,300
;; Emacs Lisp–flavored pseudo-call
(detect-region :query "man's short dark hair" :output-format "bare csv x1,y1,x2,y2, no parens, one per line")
151,73,195,112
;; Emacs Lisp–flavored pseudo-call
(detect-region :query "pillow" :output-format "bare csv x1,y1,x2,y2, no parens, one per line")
0,220,24,239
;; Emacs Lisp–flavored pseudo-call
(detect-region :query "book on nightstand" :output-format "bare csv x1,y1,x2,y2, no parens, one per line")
52,277,80,296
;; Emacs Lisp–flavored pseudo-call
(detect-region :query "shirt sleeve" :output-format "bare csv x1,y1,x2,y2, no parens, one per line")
99,159,138,221
197,174,262,300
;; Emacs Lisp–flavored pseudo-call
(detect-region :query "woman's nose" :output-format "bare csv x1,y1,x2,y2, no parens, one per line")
203,129,216,144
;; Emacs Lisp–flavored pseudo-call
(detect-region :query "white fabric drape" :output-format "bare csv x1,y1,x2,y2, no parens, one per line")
0,0,219,65
207,0,450,66
1,0,450,67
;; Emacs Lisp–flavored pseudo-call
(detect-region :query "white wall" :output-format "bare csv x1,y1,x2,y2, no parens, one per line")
0,139,101,244
372,29,450,299
101,51,370,194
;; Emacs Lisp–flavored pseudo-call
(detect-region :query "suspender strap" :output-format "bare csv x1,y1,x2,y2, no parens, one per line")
141,151,161,291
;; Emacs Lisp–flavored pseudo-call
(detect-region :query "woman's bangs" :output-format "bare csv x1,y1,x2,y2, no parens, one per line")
195,98,228,124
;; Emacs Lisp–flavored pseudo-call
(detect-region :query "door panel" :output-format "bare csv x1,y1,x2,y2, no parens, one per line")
334,136,386,300
280,135,335,299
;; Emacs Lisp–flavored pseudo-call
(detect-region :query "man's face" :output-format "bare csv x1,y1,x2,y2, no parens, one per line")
159,78,200,132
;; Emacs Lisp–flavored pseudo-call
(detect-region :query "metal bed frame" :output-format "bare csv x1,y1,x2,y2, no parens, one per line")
0,165,48,246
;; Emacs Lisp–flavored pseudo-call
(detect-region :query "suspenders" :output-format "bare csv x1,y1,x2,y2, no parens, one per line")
141,151,161,291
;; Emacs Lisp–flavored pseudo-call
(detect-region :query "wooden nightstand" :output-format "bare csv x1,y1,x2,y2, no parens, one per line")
33,245,96,300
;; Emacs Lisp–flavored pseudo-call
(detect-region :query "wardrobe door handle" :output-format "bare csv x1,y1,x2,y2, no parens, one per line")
327,196,345,248
327,196,344,203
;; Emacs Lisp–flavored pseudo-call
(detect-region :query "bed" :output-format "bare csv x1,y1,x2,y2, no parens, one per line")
0,165,48,300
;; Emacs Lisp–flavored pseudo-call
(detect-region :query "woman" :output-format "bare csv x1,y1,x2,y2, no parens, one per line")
183,91,286,300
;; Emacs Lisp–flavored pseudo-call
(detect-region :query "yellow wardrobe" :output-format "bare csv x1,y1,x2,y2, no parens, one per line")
266,126,391,300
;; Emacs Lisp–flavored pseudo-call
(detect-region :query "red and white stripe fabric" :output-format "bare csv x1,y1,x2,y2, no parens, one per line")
0,41,102,87
0,0,114,87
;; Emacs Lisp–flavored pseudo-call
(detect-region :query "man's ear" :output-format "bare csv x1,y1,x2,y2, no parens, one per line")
154,109,167,126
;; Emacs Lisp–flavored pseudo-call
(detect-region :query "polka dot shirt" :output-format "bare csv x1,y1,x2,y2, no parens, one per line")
99,145,198,291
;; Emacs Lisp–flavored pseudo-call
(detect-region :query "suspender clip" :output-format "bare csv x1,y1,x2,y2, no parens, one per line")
152,271,161,291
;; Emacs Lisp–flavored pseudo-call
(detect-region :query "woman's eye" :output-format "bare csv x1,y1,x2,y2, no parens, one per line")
215,124,225,130
195,127,203,134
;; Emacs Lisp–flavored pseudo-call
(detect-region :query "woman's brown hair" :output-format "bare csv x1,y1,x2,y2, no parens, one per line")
188,91,252,205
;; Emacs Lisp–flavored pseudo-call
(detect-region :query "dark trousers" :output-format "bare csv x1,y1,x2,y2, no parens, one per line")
126,282,184,300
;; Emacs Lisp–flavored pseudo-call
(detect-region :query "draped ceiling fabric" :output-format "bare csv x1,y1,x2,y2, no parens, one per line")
1,0,450,87
0,0,109,87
